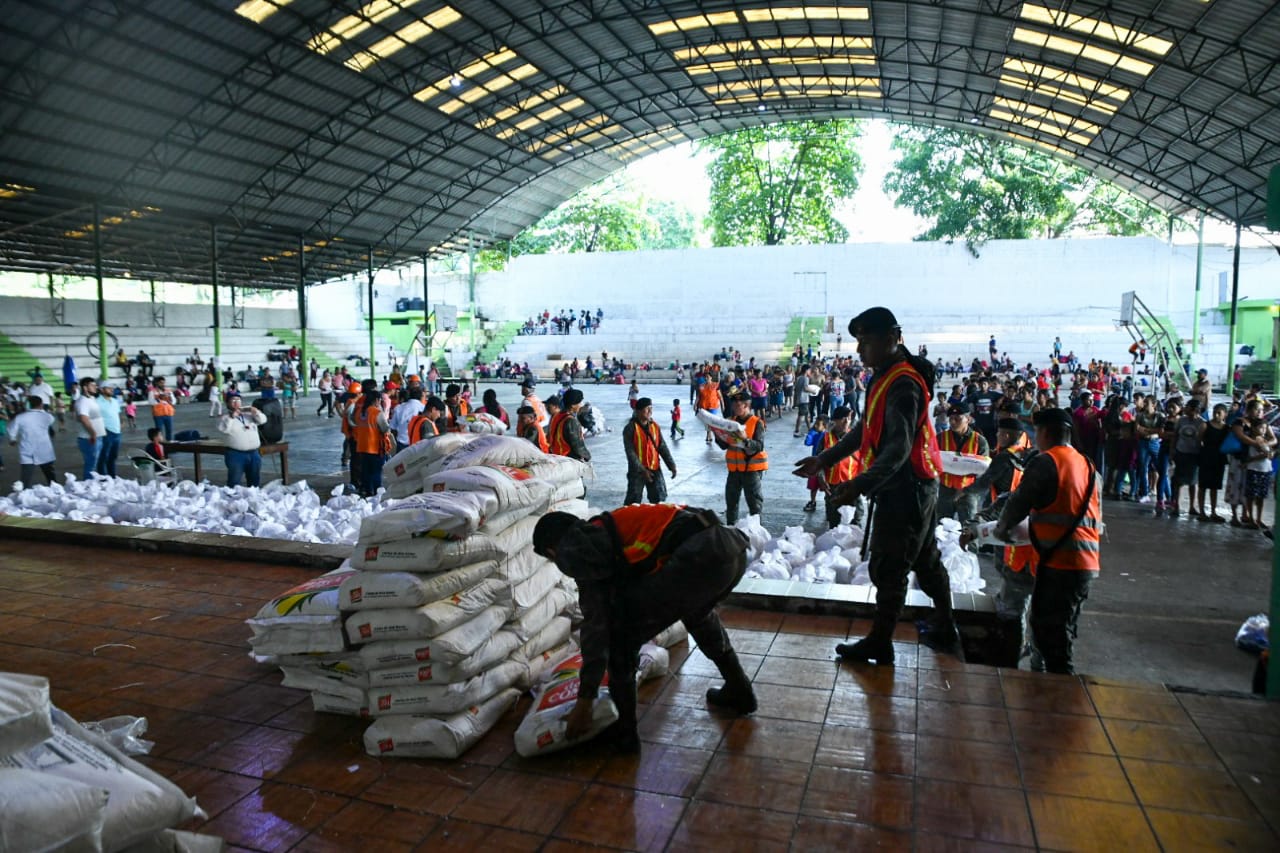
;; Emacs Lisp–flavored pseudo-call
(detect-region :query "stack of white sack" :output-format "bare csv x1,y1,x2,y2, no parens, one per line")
0,673,217,852
735,509,986,594
249,433,592,760
0,475,380,544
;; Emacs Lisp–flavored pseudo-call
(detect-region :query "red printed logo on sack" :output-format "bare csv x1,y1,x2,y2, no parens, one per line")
417,665,432,681
538,679,580,711
377,694,392,711
415,646,431,661
432,483,446,492
378,738,394,753
349,587,363,603
536,731,554,748
358,623,372,639
394,463,405,476
364,546,380,562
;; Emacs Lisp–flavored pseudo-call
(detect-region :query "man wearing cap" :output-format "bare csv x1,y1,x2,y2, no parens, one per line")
516,404,548,452
347,378,392,496
548,388,591,461
961,417,1040,667
793,307,959,664
937,403,990,522
821,405,863,528
993,407,1102,674
443,383,470,432
521,381,547,425
717,392,767,524
388,385,426,453
622,398,677,505
532,505,756,753
1191,368,1212,416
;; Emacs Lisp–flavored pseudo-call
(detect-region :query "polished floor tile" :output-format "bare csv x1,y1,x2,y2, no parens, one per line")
1026,792,1159,852
552,784,686,852
914,777,1036,848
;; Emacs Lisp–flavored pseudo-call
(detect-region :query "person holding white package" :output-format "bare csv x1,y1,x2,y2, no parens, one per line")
217,393,267,488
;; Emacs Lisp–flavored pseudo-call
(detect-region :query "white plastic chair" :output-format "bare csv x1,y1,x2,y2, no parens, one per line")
130,449,181,485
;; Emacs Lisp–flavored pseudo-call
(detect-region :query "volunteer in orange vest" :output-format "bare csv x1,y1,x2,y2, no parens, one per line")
960,417,1040,669
521,380,548,425
716,392,766,524
443,383,470,431
792,306,959,665
149,376,176,442
622,397,677,505
993,406,1101,675
347,378,391,497
695,375,724,445
532,504,755,753
406,395,445,444
546,389,591,461
515,404,548,452
937,402,990,523
821,405,862,529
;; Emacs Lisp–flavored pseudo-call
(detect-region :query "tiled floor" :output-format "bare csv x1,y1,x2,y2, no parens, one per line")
1,540,1278,852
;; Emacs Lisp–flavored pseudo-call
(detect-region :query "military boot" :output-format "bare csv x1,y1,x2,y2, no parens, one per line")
705,651,758,714
836,618,896,665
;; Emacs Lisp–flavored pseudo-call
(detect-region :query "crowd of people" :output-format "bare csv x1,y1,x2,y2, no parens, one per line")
519,307,604,335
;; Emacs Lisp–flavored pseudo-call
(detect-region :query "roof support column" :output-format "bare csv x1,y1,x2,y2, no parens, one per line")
1191,214,1204,364
92,201,107,380
422,253,430,380
297,235,307,395
367,247,376,383
1225,222,1242,400
210,224,222,360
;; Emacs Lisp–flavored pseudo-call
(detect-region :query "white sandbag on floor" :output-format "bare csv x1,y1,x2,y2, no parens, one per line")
278,666,367,704
358,491,494,546
309,690,367,717
4,710,203,852
364,687,520,759
355,605,510,668
513,649,616,758
350,533,505,573
250,568,353,624
120,828,226,853
338,560,498,610
246,568,353,656
367,659,526,716
650,622,688,648
0,672,53,758
246,621,346,656
0,768,107,853
384,433,477,498
344,579,513,645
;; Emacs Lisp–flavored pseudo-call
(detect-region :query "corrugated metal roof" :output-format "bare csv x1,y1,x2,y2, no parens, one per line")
0,0,1275,289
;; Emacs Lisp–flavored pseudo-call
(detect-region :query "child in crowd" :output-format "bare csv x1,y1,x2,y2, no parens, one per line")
282,377,297,419
145,427,165,461
124,400,137,430
51,392,66,431
670,398,684,440
627,380,640,409
802,415,829,513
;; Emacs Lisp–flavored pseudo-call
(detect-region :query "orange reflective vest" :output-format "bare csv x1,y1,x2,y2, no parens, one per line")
995,463,1038,575
939,429,982,490
525,394,547,424
547,411,573,456
522,421,549,453
407,413,438,444
1028,445,1101,571
859,360,943,480
338,396,353,437
725,416,767,472
445,399,471,432
698,383,722,411
152,392,174,418
631,420,662,470
822,430,858,484
596,503,683,571
354,404,390,456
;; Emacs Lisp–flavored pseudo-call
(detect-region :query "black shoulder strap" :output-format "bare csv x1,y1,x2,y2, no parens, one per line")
1028,449,1097,563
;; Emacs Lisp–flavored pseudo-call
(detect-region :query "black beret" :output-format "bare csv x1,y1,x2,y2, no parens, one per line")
516,404,535,416
831,405,851,419
947,403,971,416
848,306,900,337
634,396,652,410
424,395,445,411
563,388,584,407
997,417,1022,431
445,383,461,396
1032,408,1073,429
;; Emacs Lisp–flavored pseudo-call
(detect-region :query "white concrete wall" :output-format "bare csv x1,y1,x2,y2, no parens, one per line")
0,296,299,331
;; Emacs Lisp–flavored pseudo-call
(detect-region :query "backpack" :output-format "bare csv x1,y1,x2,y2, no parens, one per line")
254,397,285,444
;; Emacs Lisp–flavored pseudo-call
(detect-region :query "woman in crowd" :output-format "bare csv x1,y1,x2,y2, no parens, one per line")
1195,403,1230,522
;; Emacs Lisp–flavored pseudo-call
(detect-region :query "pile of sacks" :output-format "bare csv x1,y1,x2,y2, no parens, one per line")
248,434,591,760
737,510,985,594
0,672,217,852
0,475,379,545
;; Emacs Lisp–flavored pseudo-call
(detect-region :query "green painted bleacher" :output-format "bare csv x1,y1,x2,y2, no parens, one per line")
0,331,53,381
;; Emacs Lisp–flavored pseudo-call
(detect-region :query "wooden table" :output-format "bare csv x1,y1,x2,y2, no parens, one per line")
161,441,290,484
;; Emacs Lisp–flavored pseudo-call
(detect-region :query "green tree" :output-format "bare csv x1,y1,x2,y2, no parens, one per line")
641,199,698,250
883,125,1168,255
699,120,862,246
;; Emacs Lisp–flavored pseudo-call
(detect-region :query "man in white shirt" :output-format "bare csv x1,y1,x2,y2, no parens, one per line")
387,385,425,454
9,395,57,485
74,377,104,480
217,394,268,487
27,374,54,408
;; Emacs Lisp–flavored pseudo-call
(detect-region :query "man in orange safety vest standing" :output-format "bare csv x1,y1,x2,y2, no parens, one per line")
716,392,766,524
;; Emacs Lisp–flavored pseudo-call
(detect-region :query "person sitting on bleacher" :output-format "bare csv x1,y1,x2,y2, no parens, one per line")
136,350,154,377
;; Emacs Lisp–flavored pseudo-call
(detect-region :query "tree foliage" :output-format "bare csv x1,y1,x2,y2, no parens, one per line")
699,120,862,247
883,125,1169,255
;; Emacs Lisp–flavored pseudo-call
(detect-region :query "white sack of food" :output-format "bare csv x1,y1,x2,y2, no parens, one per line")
548,480,586,505
309,690,366,717
650,622,688,648
384,433,477,498
513,649,616,758
524,456,593,485
972,518,1032,547
3,710,202,852
350,533,504,573
492,515,540,557
507,587,574,642
358,491,494,546
247,621,345,656
278,666,366,704
363,687,519,759
355,605,510,668
511,561,563,610
344,579,513,645
455,411,509,435
939,452,991,477
250,568,352,625
0,672,54,758
119,828,227,853
0,768,107,853
549,498,591,519
338,560,498,610
367,659,526,716
495,547,548,586
429,435,550,476
366,627,525,687
421,465,555,511
476,501,546,538
695,409,746,445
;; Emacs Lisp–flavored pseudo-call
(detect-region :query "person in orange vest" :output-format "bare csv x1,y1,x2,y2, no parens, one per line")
622,398,677,505
937,402,990,522
521,381,548,425
792,307,959,665
347,378,391,497
821,406,863,529
532,504,755,753
149,376,176,442
716,392,766,524
992,407,1102,675
406,395,445,444
960,417,1040,668
515,404,549,452
443,383,470,431
695,375,724,445
547,388,591,461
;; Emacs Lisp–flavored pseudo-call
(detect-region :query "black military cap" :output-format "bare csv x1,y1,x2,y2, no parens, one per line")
848,306,901,337
997,417,1023,431
946,402,971,417
1032,408,1073,429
